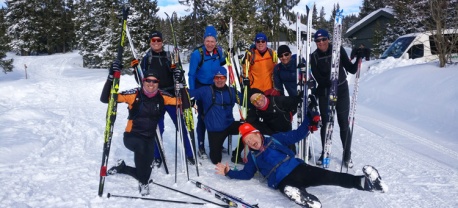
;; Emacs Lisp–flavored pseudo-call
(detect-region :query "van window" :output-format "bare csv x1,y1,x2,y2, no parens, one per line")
429,34,458,55
381,36,415,59
409,44,424,59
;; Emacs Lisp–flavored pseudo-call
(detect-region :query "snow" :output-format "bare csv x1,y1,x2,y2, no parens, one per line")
1,50,457,208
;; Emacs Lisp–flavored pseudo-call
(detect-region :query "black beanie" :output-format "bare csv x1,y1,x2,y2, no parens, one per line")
249,88,264,99
277,45,291,55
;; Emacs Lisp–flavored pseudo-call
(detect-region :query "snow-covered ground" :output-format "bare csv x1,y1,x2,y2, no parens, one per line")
0,51,457,208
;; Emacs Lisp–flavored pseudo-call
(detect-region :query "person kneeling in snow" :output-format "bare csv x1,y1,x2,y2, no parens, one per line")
100,60,164,196
215,121,387,208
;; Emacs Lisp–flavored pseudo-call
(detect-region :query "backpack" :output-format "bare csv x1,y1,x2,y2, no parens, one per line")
203,85,234,118
245,47,278,66
193,45,225,72
145,50,171,72
250,136,295,179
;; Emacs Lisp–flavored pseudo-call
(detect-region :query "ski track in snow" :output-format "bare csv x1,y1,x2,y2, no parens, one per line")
351,114,458,208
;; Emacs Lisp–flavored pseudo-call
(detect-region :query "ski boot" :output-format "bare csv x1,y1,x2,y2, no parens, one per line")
363,165,388,193
284,186,321,208
107,159,125,175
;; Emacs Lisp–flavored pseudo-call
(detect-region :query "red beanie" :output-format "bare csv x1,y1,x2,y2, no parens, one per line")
239,123,259,143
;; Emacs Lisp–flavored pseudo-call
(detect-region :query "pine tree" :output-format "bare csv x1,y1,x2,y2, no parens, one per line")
359,0,386,18
312,4,318,30
316,6,328,31
212,0,257,50
6,0,40,55
125,0,160,59
0,7,13,73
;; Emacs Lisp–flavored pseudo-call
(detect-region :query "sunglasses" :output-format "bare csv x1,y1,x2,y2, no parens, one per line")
314,38,328,43
256,40,266,44
279,52,290,58
214,76,227,81
144,79,160,83
251,93,263,105
151,38,162,43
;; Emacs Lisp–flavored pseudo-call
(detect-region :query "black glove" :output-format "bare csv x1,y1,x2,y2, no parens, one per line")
306,79,316,90
295,93,304,105
297,62,306,72
297,90,304,98
108,59,122,80
306,94,321,133
173,69,184,82
356,48,364,59
242,77,250,86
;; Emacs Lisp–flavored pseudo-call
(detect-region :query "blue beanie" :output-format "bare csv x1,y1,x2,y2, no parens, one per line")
204,26,217,41
214,66,227,77
314,29,329,40
254,32,268,42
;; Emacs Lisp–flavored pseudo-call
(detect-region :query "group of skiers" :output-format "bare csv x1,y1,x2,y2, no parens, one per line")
100,25,387,207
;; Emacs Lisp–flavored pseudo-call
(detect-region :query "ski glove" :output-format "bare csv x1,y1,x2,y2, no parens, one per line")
242,77,250,87
307,110,321,133
173,69,184,83
297,62,306,72
130,59,139,68
108,59,122,81
170,64,177,71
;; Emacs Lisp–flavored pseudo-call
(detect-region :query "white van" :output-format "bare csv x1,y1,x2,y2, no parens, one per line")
380,29,458,61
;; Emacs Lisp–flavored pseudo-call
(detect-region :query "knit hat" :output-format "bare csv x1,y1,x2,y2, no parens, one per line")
314,29,329,41
214,66,227,77
254,32,268,42
249,88,264,99
277,45,291,56
239,123,259,143
149,31,162,40
204,26,218,41
144,70,157,79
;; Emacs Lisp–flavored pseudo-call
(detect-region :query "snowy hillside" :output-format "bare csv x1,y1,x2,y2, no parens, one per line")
0,51,457,208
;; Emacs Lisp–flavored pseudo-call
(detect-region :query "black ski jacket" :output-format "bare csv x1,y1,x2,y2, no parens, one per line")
310,44,358,96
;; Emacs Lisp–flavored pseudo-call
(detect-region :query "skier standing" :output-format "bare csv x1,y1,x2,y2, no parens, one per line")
188,26,226,159
242,32,278,92
310,29,360,167
273,45,305,96
132,31,195,166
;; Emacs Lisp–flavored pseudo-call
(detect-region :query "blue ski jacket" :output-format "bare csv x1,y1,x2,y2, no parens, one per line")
273,54,306,96
226,120,310,189
188,45,226,90
189,84,240,132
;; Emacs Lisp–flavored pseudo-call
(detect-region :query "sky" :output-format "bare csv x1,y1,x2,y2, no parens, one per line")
0,45,457,207
157,0,363,20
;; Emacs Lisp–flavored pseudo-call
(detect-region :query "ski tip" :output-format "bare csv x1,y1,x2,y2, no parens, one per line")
107,193,111,198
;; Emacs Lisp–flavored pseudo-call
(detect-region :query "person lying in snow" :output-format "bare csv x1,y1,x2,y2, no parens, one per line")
215,121,388,208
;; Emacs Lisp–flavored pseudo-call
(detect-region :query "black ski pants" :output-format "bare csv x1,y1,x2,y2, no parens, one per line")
120,132,156,185
207,121,241,164
278,163,364,193
318,82,352,160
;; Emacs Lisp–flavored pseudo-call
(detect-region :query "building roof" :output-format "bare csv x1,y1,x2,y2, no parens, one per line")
345,8,394,37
